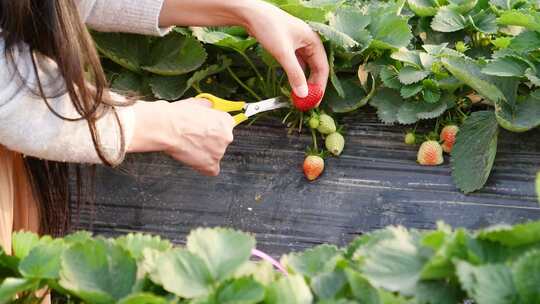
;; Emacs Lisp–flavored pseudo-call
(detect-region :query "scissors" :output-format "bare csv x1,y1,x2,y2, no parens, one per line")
196,93,289,126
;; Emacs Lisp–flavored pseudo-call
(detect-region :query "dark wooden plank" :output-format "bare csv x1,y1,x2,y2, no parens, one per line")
72,110,540,256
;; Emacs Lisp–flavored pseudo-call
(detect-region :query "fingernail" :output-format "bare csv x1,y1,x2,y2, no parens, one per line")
294,85,309,98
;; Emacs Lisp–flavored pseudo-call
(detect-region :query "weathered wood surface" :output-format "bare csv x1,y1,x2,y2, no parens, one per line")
72,110,540,256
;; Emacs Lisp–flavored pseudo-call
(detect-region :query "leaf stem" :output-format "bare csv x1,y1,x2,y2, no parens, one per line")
311,128,318,153
226,66,261,100
237,51,265,87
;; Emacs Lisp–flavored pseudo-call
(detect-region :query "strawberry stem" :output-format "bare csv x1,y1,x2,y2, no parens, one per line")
311,128,319,154
226,66,261,100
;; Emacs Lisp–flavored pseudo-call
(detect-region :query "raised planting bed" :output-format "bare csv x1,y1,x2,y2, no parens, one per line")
72,110,540,256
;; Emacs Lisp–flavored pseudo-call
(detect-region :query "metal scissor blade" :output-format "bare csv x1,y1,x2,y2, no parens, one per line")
244,97,289,117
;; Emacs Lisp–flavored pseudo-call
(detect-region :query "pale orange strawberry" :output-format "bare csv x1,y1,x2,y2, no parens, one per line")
303,155,324,181
440,125,459,153
417,141,444,166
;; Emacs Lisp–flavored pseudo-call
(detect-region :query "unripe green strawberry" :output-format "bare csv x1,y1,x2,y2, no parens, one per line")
417,140,444,166
404,132,416,145
455,41,469,53
536,171,540,203
317,114,336,135
303,155,324,181
440,125,459,154
308,114,320,129
325,132,345,156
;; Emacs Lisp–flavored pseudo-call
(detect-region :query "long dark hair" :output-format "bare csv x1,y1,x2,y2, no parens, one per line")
0,0,125,235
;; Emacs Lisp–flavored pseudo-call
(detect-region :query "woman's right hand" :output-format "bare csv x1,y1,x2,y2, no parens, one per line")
128,99,235,176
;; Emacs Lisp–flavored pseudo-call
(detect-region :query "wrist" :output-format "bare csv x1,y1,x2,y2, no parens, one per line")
128,101,174,154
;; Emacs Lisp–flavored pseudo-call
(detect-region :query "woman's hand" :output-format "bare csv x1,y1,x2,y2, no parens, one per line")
159,0,329,98
242,2,329,98
128,100,234,176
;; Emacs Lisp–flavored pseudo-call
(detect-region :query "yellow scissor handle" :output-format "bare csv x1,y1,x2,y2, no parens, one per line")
196,93,246,112
196,93,249,127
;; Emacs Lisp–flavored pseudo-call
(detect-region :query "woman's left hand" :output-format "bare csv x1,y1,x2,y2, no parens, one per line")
160,0,329,99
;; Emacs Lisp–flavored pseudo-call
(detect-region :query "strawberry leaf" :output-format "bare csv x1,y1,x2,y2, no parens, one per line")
455,261,518,304
451,111,499,194
142,33,207,76
512,250,540,303
431,8,467,33
441,56,506,103
92,32,149,73
476,221,540,247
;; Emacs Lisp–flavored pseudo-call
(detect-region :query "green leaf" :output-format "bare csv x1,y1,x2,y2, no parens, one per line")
423,86,441,103
448,0,478,13
142,33,207,76
265,274,313,304
441,56,506,103
391,49,422,68
397,99,448,124
279,4,328,22
455,261,518,304
191,27,257,53
400,83,423,98
110,70,147,96
93,32,149,73
187,228,255,281
117,293,168,304
309,22,360,51
431,8,467,33
19,240,64,279
398,67,430,85
155,249,213,298
11,232,39,260
481,57,529,77
361,227,426,294
281,244,341,278
115,233,172,260
477,221,540,247
512,250,540,303
496,90,540,132
451,111,499,194
345,269,381,303
59,239,137,304
470,10,498,34
498,10,540,32
148,75,190,101
311,270,347,300
215,277,265,304
187,57,233,90
414,281,463,304
324,77,375,113
380,66,402,89
509,31,540,52
370,88,404,124
407,0,439,17
0,278,39,304
369,13,413,49
420,229,469,280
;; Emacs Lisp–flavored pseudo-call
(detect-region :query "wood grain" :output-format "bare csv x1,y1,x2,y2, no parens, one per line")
71,110,540,256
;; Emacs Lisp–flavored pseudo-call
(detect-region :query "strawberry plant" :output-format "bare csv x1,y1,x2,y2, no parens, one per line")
91,0,540,192
2,221,540,303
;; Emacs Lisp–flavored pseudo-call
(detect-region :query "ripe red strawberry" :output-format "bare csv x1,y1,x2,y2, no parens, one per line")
303,155,325,181
291,83,323,112
440,125,459,153
417,141,444,166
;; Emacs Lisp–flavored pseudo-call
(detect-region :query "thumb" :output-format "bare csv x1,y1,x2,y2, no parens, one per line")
280,51,308,98
185,97,213,108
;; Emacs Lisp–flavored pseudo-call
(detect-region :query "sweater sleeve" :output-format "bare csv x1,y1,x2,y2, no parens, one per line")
0,42,135,164
77,0,173,36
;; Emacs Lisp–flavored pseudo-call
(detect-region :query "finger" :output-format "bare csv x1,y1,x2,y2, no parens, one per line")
300,33,329,92
276,47,309,97
184,97,213,108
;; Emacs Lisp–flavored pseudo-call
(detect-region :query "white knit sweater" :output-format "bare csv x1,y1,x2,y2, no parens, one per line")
0,0,171,164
